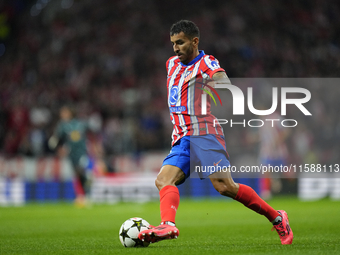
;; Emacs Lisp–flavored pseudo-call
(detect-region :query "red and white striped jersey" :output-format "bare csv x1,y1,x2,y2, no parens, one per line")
166,50,225,146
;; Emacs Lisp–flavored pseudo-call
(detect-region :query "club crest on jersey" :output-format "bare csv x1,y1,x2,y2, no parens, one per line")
184,71,193,82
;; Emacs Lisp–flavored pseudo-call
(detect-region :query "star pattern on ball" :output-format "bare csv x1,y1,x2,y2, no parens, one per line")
131,219,143,231
132,237,144,247
119,227,129,243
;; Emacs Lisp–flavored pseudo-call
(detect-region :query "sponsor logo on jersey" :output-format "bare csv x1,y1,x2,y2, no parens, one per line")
169,106,186,112
169,86,179,105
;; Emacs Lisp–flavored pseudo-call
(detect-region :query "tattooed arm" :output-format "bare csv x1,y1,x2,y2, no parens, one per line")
212,72,230,83
212,71,229,81
209,71,231,88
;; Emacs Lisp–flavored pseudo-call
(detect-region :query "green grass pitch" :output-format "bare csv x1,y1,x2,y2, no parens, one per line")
1,197,339,254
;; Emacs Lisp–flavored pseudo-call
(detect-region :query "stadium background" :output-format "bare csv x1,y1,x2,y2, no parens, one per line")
0,0,340,205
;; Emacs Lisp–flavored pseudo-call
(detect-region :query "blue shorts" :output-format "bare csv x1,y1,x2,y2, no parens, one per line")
162,134,231,185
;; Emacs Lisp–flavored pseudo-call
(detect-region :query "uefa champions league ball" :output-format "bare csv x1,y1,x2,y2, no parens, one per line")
119,217,151,247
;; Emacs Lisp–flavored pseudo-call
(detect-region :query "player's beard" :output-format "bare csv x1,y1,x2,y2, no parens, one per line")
182,45,194,65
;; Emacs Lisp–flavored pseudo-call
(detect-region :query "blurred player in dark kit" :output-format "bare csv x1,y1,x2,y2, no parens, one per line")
49,106,90,207
138,20,293,245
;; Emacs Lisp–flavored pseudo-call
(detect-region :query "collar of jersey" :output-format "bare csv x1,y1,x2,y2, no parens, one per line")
179,50,205,66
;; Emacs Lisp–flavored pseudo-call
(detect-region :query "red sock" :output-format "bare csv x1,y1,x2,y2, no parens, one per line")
160,185,180,224
234,184,280,222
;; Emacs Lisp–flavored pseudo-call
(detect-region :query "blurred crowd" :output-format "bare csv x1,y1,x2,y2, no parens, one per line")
0,0,339,167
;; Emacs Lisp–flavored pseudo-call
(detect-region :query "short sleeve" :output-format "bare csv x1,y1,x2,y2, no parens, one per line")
201,55,225,79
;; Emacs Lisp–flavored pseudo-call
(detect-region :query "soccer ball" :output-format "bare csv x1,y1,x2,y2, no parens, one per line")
119,217,151,247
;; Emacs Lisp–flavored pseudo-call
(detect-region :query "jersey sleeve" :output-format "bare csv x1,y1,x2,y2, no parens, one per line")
201,55,225,79
166,56,177,76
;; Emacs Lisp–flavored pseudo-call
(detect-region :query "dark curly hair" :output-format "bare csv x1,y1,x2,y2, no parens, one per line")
170,20,200,39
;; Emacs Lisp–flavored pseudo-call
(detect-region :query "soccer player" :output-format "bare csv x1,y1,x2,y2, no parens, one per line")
138,20,293,245
49,105,90,207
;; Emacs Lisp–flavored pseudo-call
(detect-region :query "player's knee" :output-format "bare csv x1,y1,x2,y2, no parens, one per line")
155,176,167,190
155,174,178,190
216,182,238,198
